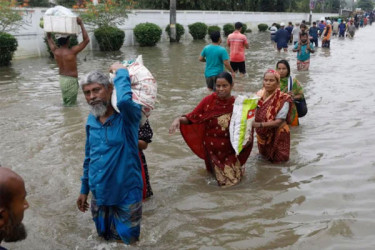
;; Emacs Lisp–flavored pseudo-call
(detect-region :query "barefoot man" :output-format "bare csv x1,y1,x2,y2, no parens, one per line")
47,17,90,106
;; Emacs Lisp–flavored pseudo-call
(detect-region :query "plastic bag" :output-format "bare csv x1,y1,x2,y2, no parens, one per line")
111,55,157,126
229,95,259,155
44,5,77,17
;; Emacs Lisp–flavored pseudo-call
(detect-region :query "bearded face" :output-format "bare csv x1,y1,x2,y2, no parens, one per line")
89,99,109,118
0,211,27,243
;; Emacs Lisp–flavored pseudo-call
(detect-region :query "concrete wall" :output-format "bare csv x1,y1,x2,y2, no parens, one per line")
10,8,338,59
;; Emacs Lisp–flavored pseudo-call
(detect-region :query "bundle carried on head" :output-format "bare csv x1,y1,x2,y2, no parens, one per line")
43,5,79,35
111,55,158,126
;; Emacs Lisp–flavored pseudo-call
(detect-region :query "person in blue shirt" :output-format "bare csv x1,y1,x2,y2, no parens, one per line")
77,63,143,245
285,22,294,43
309,22,319,47
318,19,326,37
293,32,315,71
0,167,29,250
274,23,290,52
199,31,234,91
339,21,346,37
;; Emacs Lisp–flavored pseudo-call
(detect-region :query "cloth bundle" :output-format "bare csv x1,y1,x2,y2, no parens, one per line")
229,95,259,155
45,5,76,17
111,55,157,125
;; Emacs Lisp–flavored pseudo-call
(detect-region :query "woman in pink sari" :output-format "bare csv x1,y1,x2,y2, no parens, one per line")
169,72,253,187
252,69,293,163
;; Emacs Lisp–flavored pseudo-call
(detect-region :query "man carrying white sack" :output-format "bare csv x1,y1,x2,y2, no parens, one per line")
76,62,143,244
47,17,90,106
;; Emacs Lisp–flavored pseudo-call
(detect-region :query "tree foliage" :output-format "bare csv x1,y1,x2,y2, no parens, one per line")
357,0,374,11
136,0,346,13
80,0,136,29
0,31,18,66
0,0,24,32
134,22,162,46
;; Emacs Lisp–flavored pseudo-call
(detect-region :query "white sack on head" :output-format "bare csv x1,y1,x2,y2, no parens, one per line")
45,5,77,17
111,55,157,126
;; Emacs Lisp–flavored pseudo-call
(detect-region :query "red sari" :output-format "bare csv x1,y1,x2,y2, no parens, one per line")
180,93,253,187
255,89,292,163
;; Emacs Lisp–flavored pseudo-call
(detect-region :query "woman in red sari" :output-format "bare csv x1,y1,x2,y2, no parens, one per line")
169,72,253,187
252,69,293,163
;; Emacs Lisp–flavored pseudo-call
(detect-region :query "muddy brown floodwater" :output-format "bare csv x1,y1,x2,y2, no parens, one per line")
1,26,375,250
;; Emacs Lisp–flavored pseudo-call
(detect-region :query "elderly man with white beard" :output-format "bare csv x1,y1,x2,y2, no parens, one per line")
76,62,143,244
0,167,29,250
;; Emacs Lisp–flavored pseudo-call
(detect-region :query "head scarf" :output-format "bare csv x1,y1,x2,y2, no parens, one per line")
264,69,280,83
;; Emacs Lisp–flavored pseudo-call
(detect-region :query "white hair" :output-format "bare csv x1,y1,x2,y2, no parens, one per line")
80,71,112,89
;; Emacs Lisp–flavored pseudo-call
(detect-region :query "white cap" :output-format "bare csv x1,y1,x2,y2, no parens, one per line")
280,22,285,26
326,20,331,25
320,17,325,21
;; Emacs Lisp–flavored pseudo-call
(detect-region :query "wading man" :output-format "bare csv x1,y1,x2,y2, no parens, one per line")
76,62,143,244
47,17,90,106
227,22,249,77
199,31,235,91
0,167,29,250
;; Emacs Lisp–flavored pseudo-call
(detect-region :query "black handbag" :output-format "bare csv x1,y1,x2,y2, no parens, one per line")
288,76,308,118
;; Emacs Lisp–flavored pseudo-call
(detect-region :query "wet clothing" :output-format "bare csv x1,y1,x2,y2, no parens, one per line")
332,22,339,35
274,28,290,49
348,24,355,37
80,69,142,243
322,25,332,48
285,25,293,36
269,26,278,42
138,120,153,199
297,59,310,71
227,30,248,62
91,190,142,244
339,23,346,37
318,22,326,36
59,75,78,106
294,42,314,62
230,61,246,74
255,89,293,163
280,76,303,126
200,44,229,78
81,69,142,205
292,26,301,43
180,93,253,187
0,246,8,250
205,75,217,90
309,26,319,46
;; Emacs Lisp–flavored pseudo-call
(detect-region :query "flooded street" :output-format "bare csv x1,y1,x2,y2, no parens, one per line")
1,25,375,249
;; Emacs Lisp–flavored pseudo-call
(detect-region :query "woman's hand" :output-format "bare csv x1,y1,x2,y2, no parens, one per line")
252,120,263,128
169,118,181,134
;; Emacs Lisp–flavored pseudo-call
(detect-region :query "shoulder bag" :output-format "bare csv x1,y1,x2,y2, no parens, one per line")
288,76,308,118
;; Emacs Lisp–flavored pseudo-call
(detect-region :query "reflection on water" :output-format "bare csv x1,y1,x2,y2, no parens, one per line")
1,26,375,249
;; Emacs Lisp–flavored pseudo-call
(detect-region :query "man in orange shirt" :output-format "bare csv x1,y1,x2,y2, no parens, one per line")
227,22,249,77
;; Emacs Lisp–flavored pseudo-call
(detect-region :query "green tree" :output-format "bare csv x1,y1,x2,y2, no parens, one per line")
357,0,374,11
80,0,135,29
0,0,24,32
135,0,347,12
